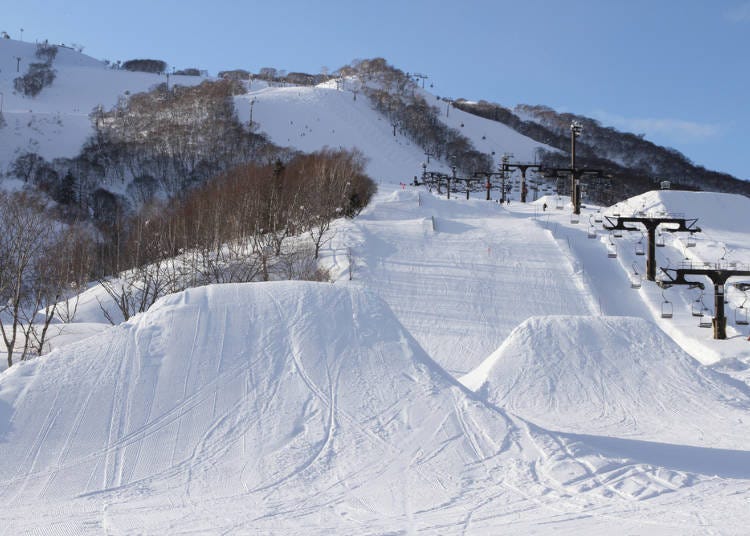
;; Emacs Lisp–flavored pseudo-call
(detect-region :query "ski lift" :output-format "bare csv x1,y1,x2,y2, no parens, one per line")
661,291,673,319
594,210,603,223
686,233,696,248
635,233,645,256
736,296,749,326
630,262,642,289
691,294,704,317
555,196,564,210
570,212,579,224
587,225,596,239
656,231,665,248
699,308,712,328
607,235,617,258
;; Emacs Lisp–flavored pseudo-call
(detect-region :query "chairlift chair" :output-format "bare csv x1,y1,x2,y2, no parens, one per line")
686,233,697,248
630,262,642,289
607,240,617,258
736,297,749,326
594,211,603,223
555,196,564,210
587,226,596,239
570,212,580,224
635,237,645,256
699,307,713,328
661,291,673,318
692,297,704,317
656,232,665,247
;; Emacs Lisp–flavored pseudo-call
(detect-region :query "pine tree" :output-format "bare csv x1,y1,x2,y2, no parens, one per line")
54,170,77,206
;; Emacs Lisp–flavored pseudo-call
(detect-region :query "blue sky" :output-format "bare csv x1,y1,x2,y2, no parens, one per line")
5,0,749,180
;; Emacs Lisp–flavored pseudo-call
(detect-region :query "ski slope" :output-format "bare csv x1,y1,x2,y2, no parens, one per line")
0,39,204,172
3,282,750,534
236,82,551,183
3,39,750,534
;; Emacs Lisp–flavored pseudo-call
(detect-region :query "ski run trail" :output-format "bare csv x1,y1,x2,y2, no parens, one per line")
2,39,750,533
2,188,750,535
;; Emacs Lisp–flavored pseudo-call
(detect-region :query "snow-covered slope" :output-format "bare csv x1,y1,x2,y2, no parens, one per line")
4,281,750,533
463,315,750,446
328,188,595,376
0,282,520,533
235,83,552,183
0,39,204,170
0,38,552,185
4,38,750,534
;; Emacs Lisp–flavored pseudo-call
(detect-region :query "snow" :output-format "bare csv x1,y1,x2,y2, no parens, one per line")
4,281,750,534
0,39,205,172
463,315,750,447
2,40,750,534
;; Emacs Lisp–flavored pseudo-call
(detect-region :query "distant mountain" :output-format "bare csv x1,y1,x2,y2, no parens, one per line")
453,100,750,200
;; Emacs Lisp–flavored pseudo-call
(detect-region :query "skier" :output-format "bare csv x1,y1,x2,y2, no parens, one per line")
543,202,547,211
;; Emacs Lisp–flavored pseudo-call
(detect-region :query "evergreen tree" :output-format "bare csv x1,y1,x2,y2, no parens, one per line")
54,170,77,206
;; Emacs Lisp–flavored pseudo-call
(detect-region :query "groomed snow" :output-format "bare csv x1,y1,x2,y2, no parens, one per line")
4,282,750,534
3,41,750,534
463,315,750,447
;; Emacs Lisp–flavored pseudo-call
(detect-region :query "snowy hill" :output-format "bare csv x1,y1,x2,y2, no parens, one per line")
3,40,750,534
0,282,520,533
5,282,750,534
0,39,204,171
462,315,750,446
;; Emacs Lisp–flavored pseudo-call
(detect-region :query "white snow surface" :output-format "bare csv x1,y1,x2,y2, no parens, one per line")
2,41,750,534
463,315,750,446
4,282,750,534
0,39,204,173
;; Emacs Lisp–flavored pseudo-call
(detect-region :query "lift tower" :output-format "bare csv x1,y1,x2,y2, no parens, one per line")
501,162,543,203
603,215,701,281
659,263,750,339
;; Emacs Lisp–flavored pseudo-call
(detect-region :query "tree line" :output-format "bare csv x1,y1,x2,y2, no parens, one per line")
339,58,492,175
0,148,375,367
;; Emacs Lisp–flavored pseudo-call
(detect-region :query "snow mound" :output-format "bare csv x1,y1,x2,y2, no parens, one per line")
0,281,516,532
610,190,750,234
464,315,750,447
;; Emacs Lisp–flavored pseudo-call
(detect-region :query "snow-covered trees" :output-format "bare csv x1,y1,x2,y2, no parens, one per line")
93,148,375,322
86,79,267,196
121,59,167,73
13,43,58,97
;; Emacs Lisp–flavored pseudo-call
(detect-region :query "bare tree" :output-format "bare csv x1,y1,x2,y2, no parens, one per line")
0,193,56,367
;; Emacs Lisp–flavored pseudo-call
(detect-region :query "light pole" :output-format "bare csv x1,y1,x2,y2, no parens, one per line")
20,28,23,42
570,120,583,213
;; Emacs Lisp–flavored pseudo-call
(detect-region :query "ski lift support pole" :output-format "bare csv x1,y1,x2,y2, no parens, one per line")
658,264,750,339
471,170,505,201
502,162,544,203
539,165,605,215
604,215,700,282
